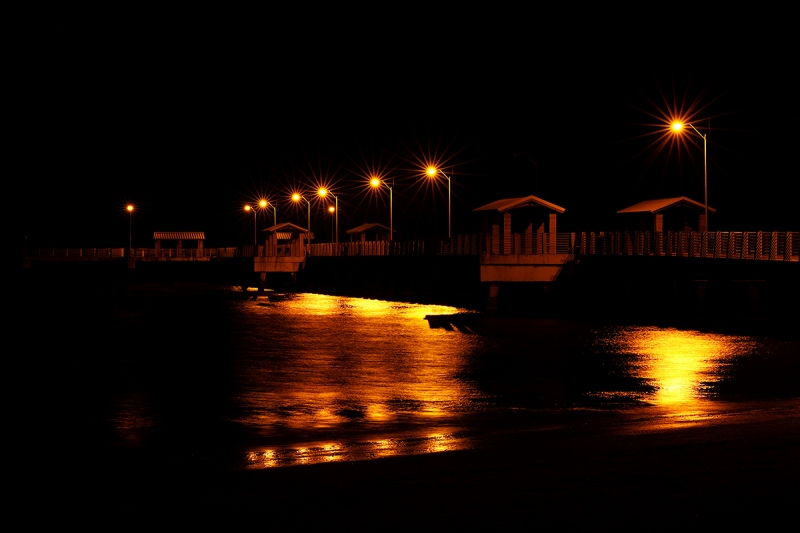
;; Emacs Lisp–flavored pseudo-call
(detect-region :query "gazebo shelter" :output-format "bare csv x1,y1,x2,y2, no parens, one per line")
346,223,394,243
473,195,565,255
617,197,716,233
153,232,205,257
261,222,312,256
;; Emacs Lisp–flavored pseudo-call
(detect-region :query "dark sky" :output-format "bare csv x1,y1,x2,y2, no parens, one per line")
17,13,798,248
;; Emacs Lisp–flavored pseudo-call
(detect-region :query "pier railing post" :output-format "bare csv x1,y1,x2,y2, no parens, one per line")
770,232,778,260
741,232,749,259
755,232,763,260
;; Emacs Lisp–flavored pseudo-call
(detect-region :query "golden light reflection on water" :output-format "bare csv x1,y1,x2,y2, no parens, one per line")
244,432,463,469
611,327,752,420
235,293,478,434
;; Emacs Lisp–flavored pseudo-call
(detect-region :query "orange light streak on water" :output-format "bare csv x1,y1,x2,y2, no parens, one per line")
612,327,752,422
235,294,479,434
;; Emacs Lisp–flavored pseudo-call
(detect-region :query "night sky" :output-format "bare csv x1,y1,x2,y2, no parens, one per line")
17,13,798,249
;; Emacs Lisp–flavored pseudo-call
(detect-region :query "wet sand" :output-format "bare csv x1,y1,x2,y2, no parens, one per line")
42,402,798,530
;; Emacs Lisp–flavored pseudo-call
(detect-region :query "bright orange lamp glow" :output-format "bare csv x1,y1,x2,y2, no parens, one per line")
244,205,252,212
259,199,268,208
318,188,338,243
292,193,311,240
670,120,709,230
424,166,452,239
125,204,134,255
369,176,393,240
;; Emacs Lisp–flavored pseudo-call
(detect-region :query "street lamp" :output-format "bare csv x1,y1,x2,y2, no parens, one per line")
426,166,452,239
671,121,709,231
317,188,338,244
258,198,277,226
258,199,278,226
244,204,257,247
126,204,134,255
292,193,311,241
328,205,335,242
258,199,268,232
369,176,393,240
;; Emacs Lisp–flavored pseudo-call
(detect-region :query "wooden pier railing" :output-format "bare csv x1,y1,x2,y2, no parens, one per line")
304,233,575,257
24,231,799,263
25,247,240,260
575,231,799,261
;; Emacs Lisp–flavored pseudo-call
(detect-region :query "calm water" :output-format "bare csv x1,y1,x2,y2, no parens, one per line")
28,286,800,470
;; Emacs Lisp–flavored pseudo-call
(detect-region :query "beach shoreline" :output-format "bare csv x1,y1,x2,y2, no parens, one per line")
39,401,798,529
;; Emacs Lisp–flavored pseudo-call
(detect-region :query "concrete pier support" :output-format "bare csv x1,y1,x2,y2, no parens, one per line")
258,272,266,292
487,282,500,315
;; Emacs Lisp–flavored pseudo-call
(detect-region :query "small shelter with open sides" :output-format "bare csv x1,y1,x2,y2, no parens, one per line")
473,195,566,255
260,222,312,257
616,197,715,233
153,232,205,257
346,223,394,243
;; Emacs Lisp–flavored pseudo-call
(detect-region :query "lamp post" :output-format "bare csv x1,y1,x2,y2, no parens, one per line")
292,193,311,241
244,204,257,248
126,204,134,256
328,205,335,242
426,166,451,239
258,199,268,232
317,188,338,244
671,121,709,231
369,177,393,240
258,199,277,227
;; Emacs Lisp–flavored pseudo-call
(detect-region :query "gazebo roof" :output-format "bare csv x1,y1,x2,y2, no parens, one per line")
262,222,308,233
473,195,565,214
346,223,394,234
153,232,205,240
261,222,313,240
617,197,716,215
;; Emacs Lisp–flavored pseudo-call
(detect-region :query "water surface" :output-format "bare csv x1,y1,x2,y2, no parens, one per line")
33,288,799,469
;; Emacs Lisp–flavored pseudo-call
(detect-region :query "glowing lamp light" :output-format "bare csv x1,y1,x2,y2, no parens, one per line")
423,165,452,239
125,204,134,255
244,204,257,247
259,199,268,208
292,193,312,240
317,188,338,243
670,120,709,231
369,176,393,241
